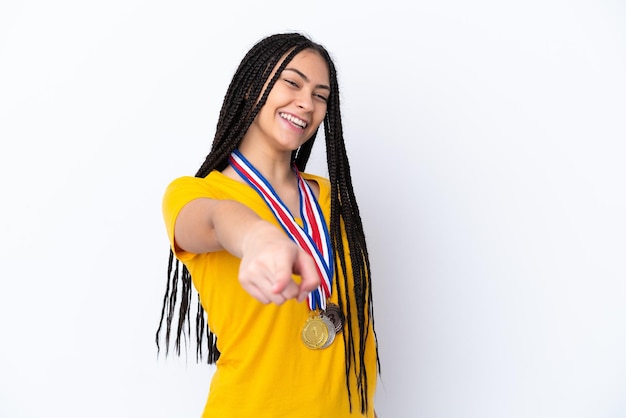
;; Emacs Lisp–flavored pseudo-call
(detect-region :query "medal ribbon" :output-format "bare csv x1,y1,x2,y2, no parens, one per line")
229,150,333,311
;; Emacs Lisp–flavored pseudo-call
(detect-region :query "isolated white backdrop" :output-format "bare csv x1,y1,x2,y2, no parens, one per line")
1,1,625,417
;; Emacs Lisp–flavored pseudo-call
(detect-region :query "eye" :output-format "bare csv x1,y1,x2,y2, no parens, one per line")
314,93,329,103
283,78,299,88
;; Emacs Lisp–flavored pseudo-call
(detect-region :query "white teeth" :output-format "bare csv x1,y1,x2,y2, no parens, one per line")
280,113,307,129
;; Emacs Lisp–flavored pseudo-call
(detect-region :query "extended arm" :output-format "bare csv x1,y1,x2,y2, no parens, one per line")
174,198,320,304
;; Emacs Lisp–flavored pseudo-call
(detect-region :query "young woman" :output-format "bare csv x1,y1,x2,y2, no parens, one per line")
156,32,379,417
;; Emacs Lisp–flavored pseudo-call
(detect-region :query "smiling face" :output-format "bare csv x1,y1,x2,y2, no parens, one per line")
241,49,330,155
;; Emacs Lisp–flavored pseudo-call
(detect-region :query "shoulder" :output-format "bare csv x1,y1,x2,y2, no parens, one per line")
300,172,330,206
162,173,225,215
163,171,229,199
300,172,330,190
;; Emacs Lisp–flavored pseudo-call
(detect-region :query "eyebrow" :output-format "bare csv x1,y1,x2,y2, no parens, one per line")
284,68,330,91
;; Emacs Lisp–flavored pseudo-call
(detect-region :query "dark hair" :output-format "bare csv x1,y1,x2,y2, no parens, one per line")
156,32,379,413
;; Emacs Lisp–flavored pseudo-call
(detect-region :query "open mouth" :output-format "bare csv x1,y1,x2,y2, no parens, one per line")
279,112,307,129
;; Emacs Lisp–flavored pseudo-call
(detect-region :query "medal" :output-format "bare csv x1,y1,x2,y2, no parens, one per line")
302,316,329,349
318,316,336,349
322,302,344,333
302,314,336,350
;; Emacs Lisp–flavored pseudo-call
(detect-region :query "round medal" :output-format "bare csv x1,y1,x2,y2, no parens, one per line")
301,316,330,349
322,303,344,333
319,316,337,349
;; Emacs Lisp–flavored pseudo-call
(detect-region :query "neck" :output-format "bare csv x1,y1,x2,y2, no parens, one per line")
234,142,296,186
228,146,302,218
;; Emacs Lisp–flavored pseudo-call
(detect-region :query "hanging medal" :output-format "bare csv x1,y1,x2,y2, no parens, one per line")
229,150,343,349
321,302,344,333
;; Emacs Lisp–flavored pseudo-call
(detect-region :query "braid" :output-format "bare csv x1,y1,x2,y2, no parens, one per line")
319,46,380,413
155,32,379,414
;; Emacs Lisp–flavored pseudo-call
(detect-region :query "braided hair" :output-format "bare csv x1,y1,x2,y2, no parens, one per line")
156,32,379,413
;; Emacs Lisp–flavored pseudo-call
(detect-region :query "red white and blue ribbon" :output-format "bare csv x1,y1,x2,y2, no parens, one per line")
229,150,334,311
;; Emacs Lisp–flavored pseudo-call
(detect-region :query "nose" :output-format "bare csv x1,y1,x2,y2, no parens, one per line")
295,91,314,112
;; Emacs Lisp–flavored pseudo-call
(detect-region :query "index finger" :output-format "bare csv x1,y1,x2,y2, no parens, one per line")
293,249,321,302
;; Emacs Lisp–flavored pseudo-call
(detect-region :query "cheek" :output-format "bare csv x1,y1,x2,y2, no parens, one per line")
257,106,277,124
314,107,327,125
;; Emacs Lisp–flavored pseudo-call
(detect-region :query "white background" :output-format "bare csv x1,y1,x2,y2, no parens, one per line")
1,1,625,417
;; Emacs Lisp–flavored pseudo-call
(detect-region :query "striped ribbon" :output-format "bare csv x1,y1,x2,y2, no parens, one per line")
229,150,333,310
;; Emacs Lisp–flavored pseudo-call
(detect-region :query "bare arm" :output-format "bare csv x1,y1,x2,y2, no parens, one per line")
174,198,320,304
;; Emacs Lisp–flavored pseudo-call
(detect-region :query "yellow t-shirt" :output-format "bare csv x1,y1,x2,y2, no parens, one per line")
162,170,377,418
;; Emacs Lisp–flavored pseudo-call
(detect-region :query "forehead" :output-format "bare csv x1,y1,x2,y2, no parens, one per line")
279,49,330,85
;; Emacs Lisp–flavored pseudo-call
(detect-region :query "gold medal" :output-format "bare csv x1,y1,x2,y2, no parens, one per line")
302,314,336,349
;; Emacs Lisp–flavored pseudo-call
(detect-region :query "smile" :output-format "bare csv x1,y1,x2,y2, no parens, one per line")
279,112,308,129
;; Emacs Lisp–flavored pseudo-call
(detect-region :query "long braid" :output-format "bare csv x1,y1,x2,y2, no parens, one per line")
155,33,379,414
321,45,380,413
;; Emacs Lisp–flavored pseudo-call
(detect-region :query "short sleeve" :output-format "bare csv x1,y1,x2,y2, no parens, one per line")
161,175,221,261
